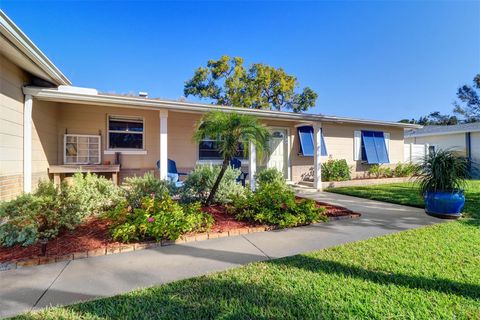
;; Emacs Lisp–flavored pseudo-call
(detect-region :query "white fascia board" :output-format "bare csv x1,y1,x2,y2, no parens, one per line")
406,129,480,138
23,86,422,129
0,10,71,85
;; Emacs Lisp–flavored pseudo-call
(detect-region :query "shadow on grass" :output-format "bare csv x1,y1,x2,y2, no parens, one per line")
273,255,480,301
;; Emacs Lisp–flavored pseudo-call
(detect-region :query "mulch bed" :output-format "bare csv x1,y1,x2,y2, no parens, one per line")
0,200,359,264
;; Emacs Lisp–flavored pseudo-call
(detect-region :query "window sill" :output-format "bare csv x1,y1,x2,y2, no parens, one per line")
104,150,147,155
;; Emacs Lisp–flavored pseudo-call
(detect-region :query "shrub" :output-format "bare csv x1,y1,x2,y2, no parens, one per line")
0,181,83,247
231,181,327,228
123,172,176,208
180,165,244,204
321,159,351,181
393,162,418,177
256,168,285,188
106,193,213,243
69,172,124,218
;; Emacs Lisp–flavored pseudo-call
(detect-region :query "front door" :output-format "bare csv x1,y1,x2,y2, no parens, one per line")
267,129,287,178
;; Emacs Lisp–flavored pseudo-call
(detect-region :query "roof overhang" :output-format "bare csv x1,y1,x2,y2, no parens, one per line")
0,10,71,86
24,86,422,129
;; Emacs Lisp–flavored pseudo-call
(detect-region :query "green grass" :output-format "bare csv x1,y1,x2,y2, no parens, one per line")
12,181,480,319
327,180,480,219
14,223,480,318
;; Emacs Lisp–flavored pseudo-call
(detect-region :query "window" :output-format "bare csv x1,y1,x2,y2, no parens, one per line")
198,137,245,160
64,134,101,164
360,131,389,164
108,115,144,149
297,126,327,157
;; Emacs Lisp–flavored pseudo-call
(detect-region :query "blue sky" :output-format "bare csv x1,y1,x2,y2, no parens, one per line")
2,1,479,121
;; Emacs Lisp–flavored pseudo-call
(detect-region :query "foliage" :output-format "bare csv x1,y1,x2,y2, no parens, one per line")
69,172,124,218
392,162,418,177
0,181,83,247
184,55,318,113
106,194,213,243
193,111,270,205
453,73,480,122
123,172,176,208
399,111,459,126
367,164,393,178
367,163,417,179
321,159,351,181
415,149,469,195
256,168,285,187
231,180,326,228
179,165,244,204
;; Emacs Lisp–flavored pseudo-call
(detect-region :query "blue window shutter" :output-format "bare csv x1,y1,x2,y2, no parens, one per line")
321,129,328,156
298,126,314,156
361,131,380,164
373,131,390,163
361,131,390,164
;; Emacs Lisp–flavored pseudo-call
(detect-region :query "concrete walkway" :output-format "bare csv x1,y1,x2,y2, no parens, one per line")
0,189,442,318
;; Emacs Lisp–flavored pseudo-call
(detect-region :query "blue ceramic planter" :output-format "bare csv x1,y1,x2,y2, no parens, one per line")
424,191,465,219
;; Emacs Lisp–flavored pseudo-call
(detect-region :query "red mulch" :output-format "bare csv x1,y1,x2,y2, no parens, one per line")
0,200,359,263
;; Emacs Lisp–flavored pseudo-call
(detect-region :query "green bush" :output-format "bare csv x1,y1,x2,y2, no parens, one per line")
180,165,244,204
393,162,418,177
321,159,351,181
123,172,176,208
69,172,124,218
256,168,285,188
0,181,83,247
231,181,326,228
106,193,213,243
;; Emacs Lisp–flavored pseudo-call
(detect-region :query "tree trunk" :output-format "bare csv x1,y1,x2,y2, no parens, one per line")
205,159,230,206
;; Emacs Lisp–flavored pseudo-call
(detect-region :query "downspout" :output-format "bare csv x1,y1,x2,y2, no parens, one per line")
23,94,33,192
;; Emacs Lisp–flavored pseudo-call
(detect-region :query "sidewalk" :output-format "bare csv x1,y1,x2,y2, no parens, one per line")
0,190,441,319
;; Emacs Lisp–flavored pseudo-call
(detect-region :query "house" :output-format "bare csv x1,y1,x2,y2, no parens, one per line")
0,11,420,201
405,123,480,177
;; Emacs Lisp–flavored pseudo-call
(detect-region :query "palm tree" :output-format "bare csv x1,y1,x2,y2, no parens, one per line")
194,111,270,205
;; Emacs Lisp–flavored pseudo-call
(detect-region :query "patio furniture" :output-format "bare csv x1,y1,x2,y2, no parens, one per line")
156,159,187,187
49,164,120,185
230,158,248,187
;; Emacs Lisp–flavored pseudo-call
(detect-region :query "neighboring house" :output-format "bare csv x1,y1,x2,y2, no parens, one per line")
405,123,480,177
0,11,419,201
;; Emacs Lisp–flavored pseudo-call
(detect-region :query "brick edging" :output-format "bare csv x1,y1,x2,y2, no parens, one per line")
0,214,361,272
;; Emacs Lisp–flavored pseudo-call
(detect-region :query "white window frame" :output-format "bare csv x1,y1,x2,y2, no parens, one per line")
64,134,101,165
106,114,145,151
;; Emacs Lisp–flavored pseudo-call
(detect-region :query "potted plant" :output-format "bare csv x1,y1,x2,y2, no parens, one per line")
416,149,469,219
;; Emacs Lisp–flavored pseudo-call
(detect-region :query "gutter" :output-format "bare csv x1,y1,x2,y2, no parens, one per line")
0,10,71,86
405,129,480,138
23,86,422,129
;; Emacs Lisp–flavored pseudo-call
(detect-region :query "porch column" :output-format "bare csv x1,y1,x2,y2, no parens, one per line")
313,122,322,191
159,110,168,180
23,94,33,193
249,141,256,191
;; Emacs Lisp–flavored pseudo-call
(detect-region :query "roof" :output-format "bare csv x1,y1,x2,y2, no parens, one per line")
23,86,422,129
0,10,71,85
405,122,480,138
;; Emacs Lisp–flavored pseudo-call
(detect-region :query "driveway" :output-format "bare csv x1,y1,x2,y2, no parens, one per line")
0,188,442,318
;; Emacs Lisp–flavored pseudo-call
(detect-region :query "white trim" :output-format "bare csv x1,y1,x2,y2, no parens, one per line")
313,123,322,191
384,132,390,159
159,110,168,180
23,94,32,193
106,114,145,151
249,141,257,191
268,126,291,180
23,87,422,129
104,150,147,155
406,129,480,138
354,131,361,161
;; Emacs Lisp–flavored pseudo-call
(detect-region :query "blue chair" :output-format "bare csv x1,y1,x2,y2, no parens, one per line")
156,159,187,187
230,158,248,187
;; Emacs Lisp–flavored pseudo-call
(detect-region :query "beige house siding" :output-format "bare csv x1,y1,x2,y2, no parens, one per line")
0,55,28,200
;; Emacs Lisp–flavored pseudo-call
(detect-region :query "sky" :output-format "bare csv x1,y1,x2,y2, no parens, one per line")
2,1,479,122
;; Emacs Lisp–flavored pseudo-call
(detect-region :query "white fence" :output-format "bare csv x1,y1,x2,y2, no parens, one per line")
404,143,428,163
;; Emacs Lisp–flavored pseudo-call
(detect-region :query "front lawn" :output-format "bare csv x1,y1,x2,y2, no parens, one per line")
13,216,480,319
327,180,480,219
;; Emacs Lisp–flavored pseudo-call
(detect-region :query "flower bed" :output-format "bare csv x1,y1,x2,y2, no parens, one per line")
0,201,359,269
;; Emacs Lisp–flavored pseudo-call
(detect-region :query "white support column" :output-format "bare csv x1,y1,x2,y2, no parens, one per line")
23,94,33,193
313,122,322,191
159,110,168,180
249,141,256,191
